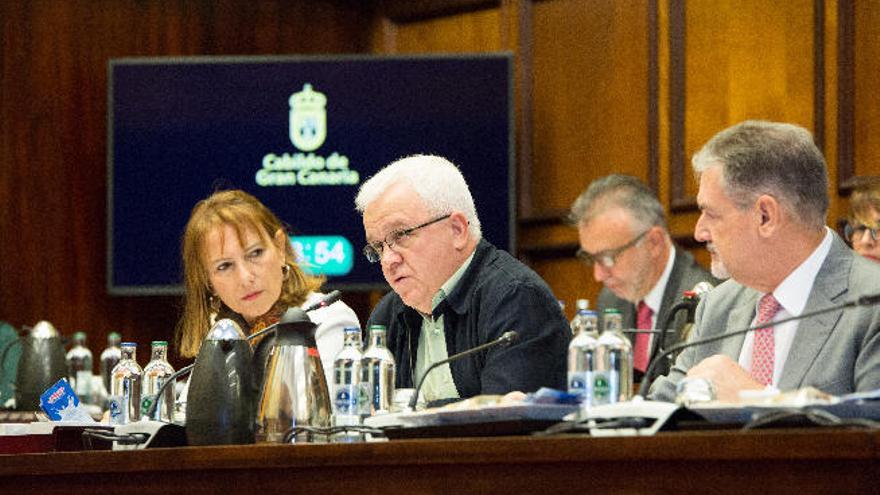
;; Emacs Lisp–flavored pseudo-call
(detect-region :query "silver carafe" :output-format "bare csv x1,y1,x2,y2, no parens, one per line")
15,321,67,411
186,319,257,446
256,307,331,443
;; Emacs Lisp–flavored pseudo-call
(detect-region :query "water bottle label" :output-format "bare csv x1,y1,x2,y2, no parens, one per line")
592,371,611,406
357,383,371,415
334,384,359,415
141,394,157,417
568,371,593,403
568,371,587,396
109,395,126,425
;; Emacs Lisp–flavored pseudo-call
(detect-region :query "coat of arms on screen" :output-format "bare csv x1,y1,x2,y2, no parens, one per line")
289,83,327,152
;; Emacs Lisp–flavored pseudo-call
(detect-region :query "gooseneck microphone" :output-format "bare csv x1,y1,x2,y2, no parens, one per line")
637,292,880,398
657,282,715,340
145,290,343,421
651,283,715,368
407,330,519,411
304,289,343,312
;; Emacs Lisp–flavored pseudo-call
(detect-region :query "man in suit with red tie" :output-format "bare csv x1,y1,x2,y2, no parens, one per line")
570,175,718,382
650,120,880,402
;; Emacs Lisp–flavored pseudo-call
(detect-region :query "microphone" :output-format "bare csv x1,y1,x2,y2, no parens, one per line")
304,289,342,312
145,290,344,420
247,290,343,343
407,331,518,411
637,291,880,398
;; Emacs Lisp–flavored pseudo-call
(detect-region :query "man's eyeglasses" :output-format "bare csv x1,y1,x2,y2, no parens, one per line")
363,214,451,263
576,229,650,269
844,223,879,243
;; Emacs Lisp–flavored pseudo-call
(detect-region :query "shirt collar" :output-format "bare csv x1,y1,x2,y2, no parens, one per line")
642,246,676,313
430,250,476,313
766,227,833,316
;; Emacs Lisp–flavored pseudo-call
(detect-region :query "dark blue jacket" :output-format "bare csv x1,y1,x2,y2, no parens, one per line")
366,239,569,401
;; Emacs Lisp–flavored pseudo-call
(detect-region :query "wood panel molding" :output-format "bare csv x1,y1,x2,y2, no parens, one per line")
836,0,856,193
668,0,826,213
668,0,688,212
378,0,500,22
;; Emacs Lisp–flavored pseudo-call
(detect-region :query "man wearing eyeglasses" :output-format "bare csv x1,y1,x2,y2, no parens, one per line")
570,175,717,380
649,121,880,403
355,155,569,406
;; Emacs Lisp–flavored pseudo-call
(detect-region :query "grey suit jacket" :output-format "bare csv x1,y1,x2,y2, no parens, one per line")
650,233,880,402
597,247,718,374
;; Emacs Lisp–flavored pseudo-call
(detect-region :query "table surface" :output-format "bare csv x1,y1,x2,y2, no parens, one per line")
1,427,878,494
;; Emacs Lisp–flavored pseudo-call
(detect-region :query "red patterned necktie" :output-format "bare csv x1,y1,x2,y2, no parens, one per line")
633,301,654,372
750,294,782,386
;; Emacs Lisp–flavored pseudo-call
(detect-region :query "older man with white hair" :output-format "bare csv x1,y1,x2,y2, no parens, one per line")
356,154,569,406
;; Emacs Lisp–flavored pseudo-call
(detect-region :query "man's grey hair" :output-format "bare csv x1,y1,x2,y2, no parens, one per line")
691,120,829,230
355,154,482,239
569,174,667,233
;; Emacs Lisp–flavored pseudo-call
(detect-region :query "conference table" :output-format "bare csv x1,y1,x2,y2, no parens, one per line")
0,427,877,494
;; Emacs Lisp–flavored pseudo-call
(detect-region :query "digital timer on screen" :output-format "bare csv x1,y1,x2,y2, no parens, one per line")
108,54,514,294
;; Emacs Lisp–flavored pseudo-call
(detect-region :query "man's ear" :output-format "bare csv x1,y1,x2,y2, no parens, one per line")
449,212,470,249
755,194,781,237
646,225,666,255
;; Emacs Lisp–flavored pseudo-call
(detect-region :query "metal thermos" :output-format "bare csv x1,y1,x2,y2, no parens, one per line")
256,307,332,443
15,321,67,411
593,309,634,405
186,319,258,446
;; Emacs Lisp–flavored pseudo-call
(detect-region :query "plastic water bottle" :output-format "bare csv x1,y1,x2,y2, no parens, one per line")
567,309,599,405
66,331,94,402
100,332,122,394
361,324,395,416
332,327,364,442
593,309,633,405
569,299,591,336
109,342,142,425
142,341,175,422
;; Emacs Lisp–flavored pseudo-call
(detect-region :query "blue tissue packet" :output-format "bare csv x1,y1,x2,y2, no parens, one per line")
39,378,81,421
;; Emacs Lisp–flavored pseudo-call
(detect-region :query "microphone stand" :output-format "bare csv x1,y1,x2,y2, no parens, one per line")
407,331,518,411
647,295,699,372
637,292,880,398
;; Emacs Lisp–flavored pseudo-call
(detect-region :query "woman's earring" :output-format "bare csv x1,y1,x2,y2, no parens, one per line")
209,294,221,313
282,263,291,281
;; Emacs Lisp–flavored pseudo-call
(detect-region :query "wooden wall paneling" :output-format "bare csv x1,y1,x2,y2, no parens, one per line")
528,0,651,218
522,0,651,309
382,6,503,53
668,0,820,214
836,0,854,194
0,0,375,368
849,1,880,182
822,0,841,229
835,0,880,233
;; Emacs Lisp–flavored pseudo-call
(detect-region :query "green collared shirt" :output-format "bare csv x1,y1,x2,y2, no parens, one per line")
414,251,475,403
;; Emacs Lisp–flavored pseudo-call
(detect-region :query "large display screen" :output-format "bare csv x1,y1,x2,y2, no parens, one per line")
108,54,514,294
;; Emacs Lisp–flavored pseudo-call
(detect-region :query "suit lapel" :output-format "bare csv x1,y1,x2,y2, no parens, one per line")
778,236,850,390
717,291,758,358
656,250,685,338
